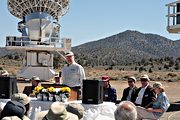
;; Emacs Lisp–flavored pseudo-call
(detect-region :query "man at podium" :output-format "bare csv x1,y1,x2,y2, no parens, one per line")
60,51,86,99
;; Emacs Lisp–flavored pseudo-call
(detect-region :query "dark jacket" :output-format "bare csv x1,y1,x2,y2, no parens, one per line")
135,85,156,108
121,86,138,103
103,85,117,103
23,86,34,96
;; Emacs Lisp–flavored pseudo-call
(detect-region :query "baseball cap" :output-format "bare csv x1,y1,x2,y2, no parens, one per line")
102,76,110,81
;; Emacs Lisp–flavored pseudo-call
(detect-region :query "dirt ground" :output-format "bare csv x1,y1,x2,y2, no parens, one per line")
17,80,180,120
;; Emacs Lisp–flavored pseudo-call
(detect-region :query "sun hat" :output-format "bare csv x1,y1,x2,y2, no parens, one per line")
31,76,40,81
66,103,84,119
128,76,136,82
0,101,26,119
65,51,74,57
102,76,110,82
153,82,162,88
140,74,150,81
2,116,21,120
11,93,31,105
37,102,78,120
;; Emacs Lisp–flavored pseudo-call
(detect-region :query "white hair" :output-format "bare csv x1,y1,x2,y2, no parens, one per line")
114,101,137,120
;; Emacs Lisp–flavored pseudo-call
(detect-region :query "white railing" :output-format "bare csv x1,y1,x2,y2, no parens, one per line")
6,36,71,51
166,0,180,33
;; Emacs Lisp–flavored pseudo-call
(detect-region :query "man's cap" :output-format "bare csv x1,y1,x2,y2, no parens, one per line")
153,82,162,88
11,93,31,105
37,102,78,120
128,76,136,82
102,76,110,81
140,74,150,81
0,101,26,119
66,103,84,119
31,76,40,81
65,51,74,57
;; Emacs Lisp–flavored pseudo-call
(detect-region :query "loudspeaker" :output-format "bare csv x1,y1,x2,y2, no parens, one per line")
0,77,18,99
177,3,180,24
82,80,103,104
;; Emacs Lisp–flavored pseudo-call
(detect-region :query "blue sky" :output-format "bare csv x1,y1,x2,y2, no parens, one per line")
0,0,180,47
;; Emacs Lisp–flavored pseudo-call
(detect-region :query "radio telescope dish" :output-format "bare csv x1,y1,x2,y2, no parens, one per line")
8,0,70,20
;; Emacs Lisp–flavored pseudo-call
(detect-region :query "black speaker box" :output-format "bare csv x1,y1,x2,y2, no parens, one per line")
177,3,180,24
82,80,103,104
0,76,18,99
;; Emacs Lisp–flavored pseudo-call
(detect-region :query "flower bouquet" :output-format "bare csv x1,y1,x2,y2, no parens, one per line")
33,86,45,100
34,86,71,102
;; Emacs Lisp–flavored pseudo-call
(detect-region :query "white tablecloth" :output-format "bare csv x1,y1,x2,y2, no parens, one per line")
0,99,117,120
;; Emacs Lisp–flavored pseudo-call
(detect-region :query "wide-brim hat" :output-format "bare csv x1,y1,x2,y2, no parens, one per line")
2,116,30,120
11,93,30,105
37,102,78,120
65,51,74,57
140,74,150,81
128,76,136,82
66,103,84,119
31,76,41,81
2,116,21,120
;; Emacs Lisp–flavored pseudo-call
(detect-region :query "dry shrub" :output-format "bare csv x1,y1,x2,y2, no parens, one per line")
167,73,177,77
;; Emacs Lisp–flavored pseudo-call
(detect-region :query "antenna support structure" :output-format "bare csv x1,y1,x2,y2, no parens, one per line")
6,0,71,80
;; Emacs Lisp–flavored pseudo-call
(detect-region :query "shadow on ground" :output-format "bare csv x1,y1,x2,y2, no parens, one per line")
167,102,180,112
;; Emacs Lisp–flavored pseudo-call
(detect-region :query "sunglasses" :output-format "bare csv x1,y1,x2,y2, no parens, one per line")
128,81,133,83
140,79,148,82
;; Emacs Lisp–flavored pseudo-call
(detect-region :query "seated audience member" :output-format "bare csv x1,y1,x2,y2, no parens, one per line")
134,74,156,108
66,103,84,119
136,82,170,120
37,102,78,120
0,101,30,120
102,76,117,103
121,76,138,103
114,101,137,120
23,76,41,96
11,93,31,116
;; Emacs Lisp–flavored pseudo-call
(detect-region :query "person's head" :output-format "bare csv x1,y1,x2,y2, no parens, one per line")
140,74,150,88
0,101,26,119
102,76,110,88
31,76,41,87
37,102,78,120
65,51,75,64
66,103,84,119
11,93,31,115
128,76,136,88
2,116,21,120
153,82,164,94
114,101,137,120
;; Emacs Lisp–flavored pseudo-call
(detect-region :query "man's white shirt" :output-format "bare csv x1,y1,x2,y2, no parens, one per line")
135,84,149,105
61,62,86,87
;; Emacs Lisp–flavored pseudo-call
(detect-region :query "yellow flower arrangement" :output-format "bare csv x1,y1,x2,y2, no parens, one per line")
47,87,56,93
34,86,44,94
60,87,71,93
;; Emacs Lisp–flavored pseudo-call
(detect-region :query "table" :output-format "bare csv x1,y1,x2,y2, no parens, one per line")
0,99,117,120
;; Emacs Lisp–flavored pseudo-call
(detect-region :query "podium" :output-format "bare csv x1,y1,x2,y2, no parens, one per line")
41,84,78,101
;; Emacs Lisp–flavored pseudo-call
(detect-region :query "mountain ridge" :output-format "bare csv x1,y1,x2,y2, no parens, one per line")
72,30,180,65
